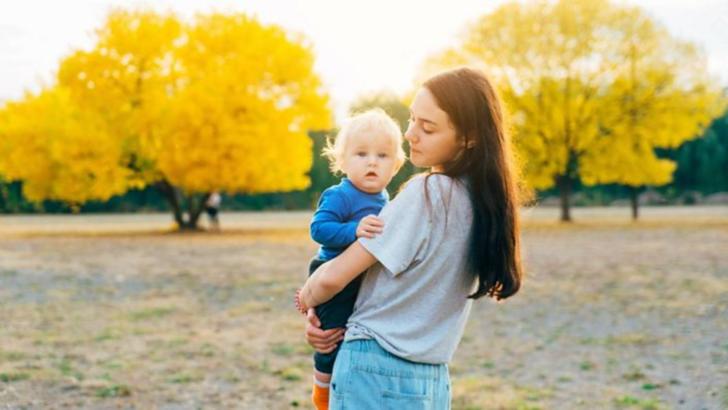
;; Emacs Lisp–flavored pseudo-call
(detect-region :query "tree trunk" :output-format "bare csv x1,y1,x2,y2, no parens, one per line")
157,180,184,228
630,186,640,221
186,193,210,230
556,174,572,222
156,180,208,231
0,180,6,212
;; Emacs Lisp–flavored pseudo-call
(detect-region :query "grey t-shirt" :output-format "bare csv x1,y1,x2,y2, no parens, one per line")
346,173,477,364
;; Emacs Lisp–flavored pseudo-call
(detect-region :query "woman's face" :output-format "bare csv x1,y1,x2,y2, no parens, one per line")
405,87,462,172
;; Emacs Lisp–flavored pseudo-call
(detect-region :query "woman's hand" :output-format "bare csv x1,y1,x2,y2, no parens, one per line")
356,215,384,239
305,308,345,354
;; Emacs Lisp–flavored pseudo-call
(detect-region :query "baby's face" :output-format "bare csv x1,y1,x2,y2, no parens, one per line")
341,132,399,194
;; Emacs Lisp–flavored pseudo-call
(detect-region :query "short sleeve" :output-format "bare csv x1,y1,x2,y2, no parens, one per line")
358,175,440,276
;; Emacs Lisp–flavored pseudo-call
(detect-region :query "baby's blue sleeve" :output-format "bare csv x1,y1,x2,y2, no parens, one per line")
310,189,357,248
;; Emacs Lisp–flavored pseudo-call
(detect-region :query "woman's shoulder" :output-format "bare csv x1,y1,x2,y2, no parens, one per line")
399,173,466,199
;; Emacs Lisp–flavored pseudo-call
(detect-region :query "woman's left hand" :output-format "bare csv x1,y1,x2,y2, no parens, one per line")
305,308,344,354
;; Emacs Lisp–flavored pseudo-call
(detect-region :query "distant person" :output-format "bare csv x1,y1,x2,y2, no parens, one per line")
297,68,524,409
294,109,405,409
205,191,221,231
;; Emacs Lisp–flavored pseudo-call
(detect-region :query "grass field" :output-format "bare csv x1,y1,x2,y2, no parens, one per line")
1,206,726,409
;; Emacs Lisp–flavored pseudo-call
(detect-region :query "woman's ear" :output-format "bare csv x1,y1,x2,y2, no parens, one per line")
460,134,477,149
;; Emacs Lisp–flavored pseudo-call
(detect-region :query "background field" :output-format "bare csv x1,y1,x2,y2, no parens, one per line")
1,206,726,409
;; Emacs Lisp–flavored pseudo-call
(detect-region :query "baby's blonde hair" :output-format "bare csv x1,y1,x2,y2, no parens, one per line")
323,108,406,174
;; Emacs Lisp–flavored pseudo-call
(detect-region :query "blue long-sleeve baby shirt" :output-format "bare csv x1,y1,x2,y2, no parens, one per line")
310,178,389,261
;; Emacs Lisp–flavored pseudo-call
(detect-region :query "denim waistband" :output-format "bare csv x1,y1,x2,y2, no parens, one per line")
340,339,448,380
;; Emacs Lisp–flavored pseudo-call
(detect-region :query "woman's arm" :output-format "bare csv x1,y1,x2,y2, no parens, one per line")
298,241,377,310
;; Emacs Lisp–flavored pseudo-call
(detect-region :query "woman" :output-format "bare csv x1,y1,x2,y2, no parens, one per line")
298,67,524,409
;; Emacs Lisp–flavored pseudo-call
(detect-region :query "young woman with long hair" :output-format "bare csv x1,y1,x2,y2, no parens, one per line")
297,67,524,409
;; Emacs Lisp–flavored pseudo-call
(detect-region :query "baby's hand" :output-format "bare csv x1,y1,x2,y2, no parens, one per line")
356,215,384,239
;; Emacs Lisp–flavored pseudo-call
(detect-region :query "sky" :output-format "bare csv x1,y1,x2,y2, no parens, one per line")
1,0,726,121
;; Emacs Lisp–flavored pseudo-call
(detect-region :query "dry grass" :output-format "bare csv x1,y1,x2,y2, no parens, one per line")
0,206,726,409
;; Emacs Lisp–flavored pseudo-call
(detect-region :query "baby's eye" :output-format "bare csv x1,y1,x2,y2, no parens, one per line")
378,153,388,158
356,152,366,157
423,128,434,134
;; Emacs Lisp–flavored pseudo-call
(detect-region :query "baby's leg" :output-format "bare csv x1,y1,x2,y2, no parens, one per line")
308,258,333,410
312,369,331,410
314,369,331,383
310,277,362,409
311,339,338,409
307,258,363,409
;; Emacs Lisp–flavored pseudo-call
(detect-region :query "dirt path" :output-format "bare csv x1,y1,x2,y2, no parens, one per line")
1,208,726,409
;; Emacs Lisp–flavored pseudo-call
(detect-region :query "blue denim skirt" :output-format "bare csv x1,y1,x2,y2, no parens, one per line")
329,339,450,409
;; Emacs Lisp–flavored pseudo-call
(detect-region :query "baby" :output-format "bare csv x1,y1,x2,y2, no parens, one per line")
299,108,405,409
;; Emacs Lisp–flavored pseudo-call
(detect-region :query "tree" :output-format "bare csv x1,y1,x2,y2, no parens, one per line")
57,9,181,190
579,7,726,219
3,9,331,229
422,0,725,221
671,110,728,194
0,87,129,207
154,13,330,227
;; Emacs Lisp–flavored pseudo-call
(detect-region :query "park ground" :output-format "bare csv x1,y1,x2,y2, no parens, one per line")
0,206,726,409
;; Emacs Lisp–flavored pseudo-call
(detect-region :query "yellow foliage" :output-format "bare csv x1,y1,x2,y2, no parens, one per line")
580,7,727,186
0,88,129,203
422,0,726,190
158,13,330,193
57,9,182,187
2,9,332,206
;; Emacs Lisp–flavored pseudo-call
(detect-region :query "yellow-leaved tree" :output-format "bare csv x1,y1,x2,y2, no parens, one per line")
2,9,331,229
0,87,129,206
156,13,331,227
579,7,726,219
57,9,181,189
422,0,725,221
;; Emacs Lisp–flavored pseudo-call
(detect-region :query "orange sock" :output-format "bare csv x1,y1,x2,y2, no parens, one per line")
311,382,330,410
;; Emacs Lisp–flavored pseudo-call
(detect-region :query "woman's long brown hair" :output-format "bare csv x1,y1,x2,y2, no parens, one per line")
424,67,523,300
